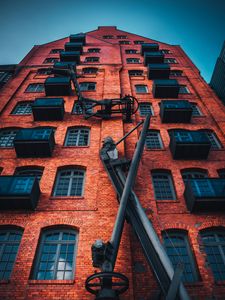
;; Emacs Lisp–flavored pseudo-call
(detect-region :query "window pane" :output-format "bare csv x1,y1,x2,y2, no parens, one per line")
0,130,18,147
204,131,221,150
145,131,162,149
65,128,90,146
135,85,148,93
152,172,176,200
139,103,153,117
11,102,32,115
26,84,44,93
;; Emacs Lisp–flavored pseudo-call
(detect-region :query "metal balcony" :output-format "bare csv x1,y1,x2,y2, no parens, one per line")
147,63,170,79
60,51,80,64
32,98,65,121
160,100,193,123
65,42,83,53
14,128,55,157
141,43,159,55
184,179,225,212
0,176,40,210
69,33,86,45
45,77,72,96
169,130,211,160
152,79,180,98
144,52,164,66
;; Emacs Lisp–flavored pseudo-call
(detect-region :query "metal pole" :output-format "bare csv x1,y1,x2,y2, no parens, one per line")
110,114,150,269
115,120,144,146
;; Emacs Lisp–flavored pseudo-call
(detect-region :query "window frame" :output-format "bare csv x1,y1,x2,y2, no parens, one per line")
85,57,99,63
11,101,33,115
43,58,59,64
72,101,93,115
145,130,163,149
179,85,190,94
82,67,98,75
134,40,144,44
126,58,140,64
135,84,148,94
50,49,63,54
79,82,96,92
170,70,183,77
164,58,177,64
128,70,144,77
14,167,44,181
87,48,100,53
190,103,202,117
202,131,222,150
125,49,138,54
139,102,154,117
64,127,90,147
119,41,130,45
25,83,45,93
0,129,18,148
152,171,176,200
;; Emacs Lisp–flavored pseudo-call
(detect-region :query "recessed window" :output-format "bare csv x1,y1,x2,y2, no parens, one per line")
182,169,208,183
163,230,198,282
190,103,202,116
119,41,130,45
218,169,225,178
11,102,33,115
83,67,98,75
139,103,153,117
50,49,63,54
134,41,144,44
25,83,45,93
37,68,52,75
0,129,18,147
65,128,90,147
179,85,190,94
170,70,183,77
164,58,177,64
117,35,127,39
53,168,85,197
85,57,99,63
125,49,138,54
161,49,170,54
145,130,163,149
127,58,140,64
128,70,143,76
43,58,59,64
152,171,176,200
103,35,113,39
15,167,44,181
72,101,93,115
79,82,96,91
200,230,225,281
31,228,77,280
135,85,148,93
88,48,100,53
202,130,222,149
0,228,23,280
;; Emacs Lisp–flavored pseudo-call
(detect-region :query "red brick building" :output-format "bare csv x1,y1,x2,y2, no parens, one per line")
0,26,225,300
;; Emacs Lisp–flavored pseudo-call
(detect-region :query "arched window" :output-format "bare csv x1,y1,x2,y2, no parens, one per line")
14,166,44,181
181,169,208,183
0,228,23,279
0,128,18,147
32,228,77,280
200,229,225,281
145,130,163,149
162,230,198,282
64,127,90,147
151,170,176,200
53,168,85,197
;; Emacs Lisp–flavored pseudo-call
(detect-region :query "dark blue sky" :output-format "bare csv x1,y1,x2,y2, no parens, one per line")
0,0,224,82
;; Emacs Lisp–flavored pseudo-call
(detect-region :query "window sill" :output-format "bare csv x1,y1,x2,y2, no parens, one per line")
49,196,84,200
129,76,145,80
28,279,74,285
0,280,10,284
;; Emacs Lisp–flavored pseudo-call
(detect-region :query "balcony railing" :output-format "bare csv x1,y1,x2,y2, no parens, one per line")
160,100,193,123
45,77,72,96
152,79,180,98
184,178,225,212
147,63,170,79
32,98,65,121
169,130,211,159
144,52,164,66
69,34,86,45
60,51,80,64
65,42,83,53
141,43,159,55
14,128,55,157
0,176,40,210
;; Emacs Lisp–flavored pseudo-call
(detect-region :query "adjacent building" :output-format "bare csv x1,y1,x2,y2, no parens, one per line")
0,26,225,300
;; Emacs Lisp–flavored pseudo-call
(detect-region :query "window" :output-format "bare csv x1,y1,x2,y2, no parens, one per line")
79,82,96,91
88,48,100,53
200,230,225,281
182,169,208,183
170,70,183,77
202,131,222,150
25,83,44,93
32,228,77,280
134,40,144,44
11,102,33,115
163,230,198,282
161,49,170,54
117,35,127,39
119,41,130,45
145,130,163,149
37,68,52,75
72,101,93,115
85,57,99,63
15,167,44,181
126,58,140,64
218,169,225,178
179,85,190,94
0,228,23,280
164,58,177,64
139,103,153,117
43,58,59,64
65,128,90,147
53,168,85,197
190,103,202,116
152,171,176,200
128,70,143,76
125,49,138,54
102,35,113,39
50,49,63,54
135,85,148,93
83,68,98,75
0,129,18,147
